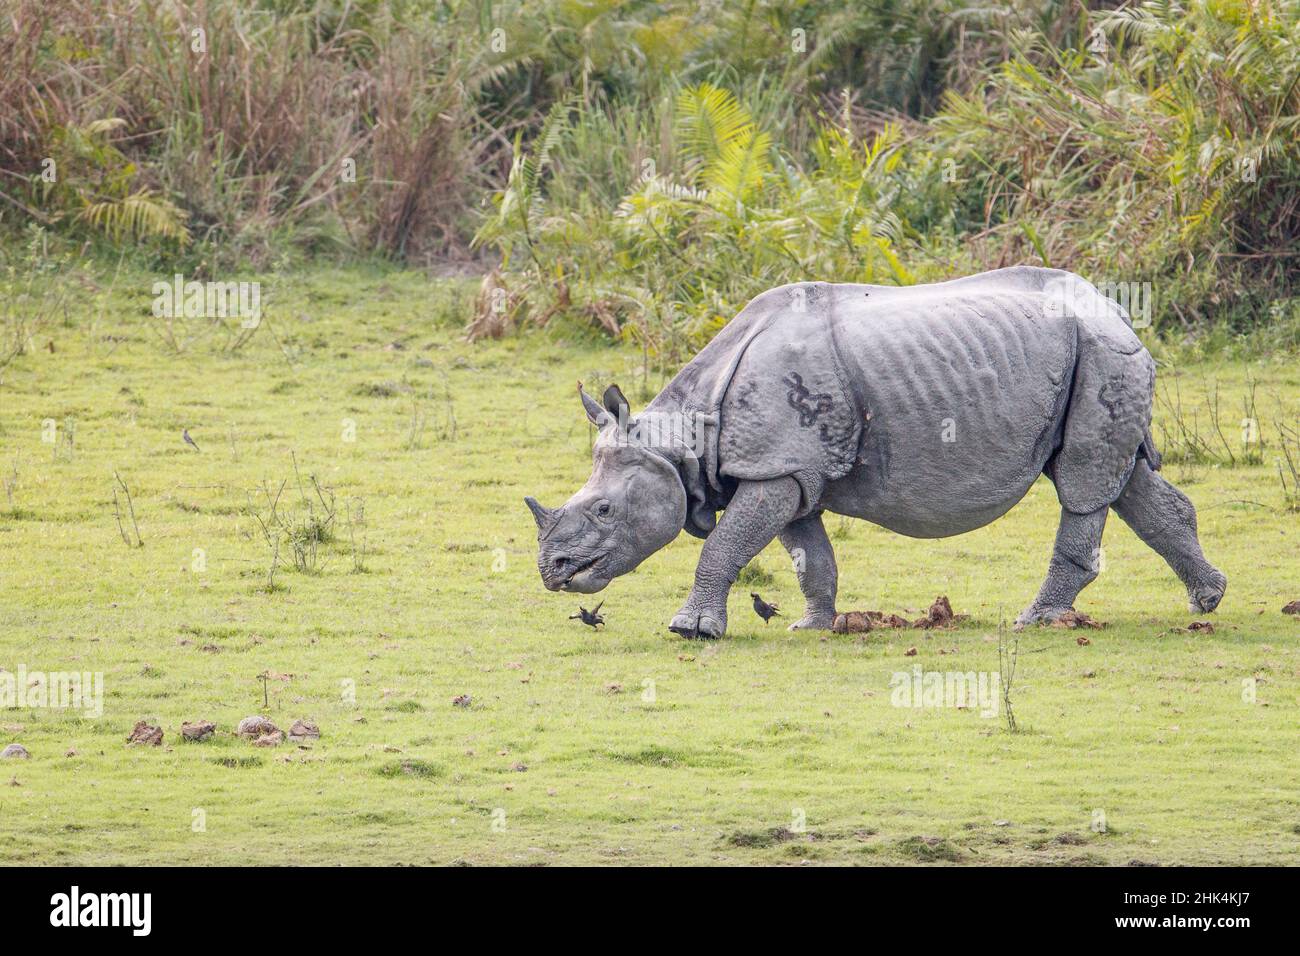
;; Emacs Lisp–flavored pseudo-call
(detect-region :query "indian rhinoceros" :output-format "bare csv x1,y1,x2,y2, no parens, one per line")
525,267,1226,638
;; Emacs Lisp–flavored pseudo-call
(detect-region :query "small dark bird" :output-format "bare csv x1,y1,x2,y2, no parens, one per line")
570,601,605,629
182,428,200,452
751,593,780,624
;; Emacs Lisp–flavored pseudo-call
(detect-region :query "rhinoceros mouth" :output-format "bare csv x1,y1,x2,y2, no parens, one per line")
559,552,608,591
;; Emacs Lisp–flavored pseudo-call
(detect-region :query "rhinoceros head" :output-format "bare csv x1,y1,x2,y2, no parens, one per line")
525,384,690,594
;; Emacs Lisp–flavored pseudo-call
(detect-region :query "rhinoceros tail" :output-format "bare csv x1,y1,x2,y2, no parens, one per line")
1140,428,1162,471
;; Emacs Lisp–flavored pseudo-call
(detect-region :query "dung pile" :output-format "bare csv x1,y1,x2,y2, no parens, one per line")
832,596,962,634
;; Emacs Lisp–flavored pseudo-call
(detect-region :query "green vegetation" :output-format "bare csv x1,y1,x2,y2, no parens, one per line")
477,1,1300,349
3,1,1296,347
1,266,1297,865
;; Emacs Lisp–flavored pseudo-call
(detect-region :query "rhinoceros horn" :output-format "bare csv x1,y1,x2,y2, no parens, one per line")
524,496,561,538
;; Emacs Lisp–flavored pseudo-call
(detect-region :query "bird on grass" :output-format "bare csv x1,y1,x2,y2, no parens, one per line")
182,428,200,452
570,602,605,629
751,593,780,624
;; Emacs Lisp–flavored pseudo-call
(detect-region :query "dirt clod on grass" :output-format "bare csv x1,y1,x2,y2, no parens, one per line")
1187,621,1215,633
1282,600,1300,615
236,716,279,739
1051,610,1105,629
181,721,216,742
452,694,472,708
833,611,873,633
912,595,956,629
252,731,286,747
1,744,30,759
288,720,320,742
126,720,163,746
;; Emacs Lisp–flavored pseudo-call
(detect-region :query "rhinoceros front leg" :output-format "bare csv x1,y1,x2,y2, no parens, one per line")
670,476,802,639
1016,505,1107,628
778,511,838,630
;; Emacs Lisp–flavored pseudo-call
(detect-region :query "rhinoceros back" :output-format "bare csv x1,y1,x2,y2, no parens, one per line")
822,277,1076,536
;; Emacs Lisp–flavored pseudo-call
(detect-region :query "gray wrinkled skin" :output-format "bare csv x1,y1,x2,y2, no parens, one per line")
527,267,1227,638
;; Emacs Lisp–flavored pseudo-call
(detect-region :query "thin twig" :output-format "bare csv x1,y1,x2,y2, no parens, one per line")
113,472,142,547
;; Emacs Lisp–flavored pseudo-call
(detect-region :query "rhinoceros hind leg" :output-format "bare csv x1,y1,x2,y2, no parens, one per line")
778,510,838,630
1112,459,1226,613
669,476,802,639
1016,505,1108,628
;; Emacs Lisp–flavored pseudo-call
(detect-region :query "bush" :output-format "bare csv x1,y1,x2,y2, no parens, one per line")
473,1,1299,348
2,0,1295,348
935,0,1300,332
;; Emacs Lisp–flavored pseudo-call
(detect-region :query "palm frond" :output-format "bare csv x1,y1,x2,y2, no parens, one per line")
77,189,191,244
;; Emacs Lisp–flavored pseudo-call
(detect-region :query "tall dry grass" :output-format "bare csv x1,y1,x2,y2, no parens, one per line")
0,0,517,264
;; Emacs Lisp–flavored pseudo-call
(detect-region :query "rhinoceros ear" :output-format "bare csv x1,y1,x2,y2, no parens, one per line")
578,382,612,427
602,384,633,426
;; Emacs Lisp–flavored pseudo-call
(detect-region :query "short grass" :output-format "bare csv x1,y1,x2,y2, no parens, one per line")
1,265,1297,866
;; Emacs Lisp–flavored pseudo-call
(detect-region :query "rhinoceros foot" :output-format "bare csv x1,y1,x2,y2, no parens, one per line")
788,611,837,632
1012,603,1075,630
1187,569,1227,614
669,605,726,640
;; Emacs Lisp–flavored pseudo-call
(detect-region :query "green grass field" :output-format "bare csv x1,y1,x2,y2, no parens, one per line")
1,266,1297,865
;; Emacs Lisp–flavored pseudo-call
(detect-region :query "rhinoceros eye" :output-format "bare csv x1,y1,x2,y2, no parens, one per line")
594,500,612,518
